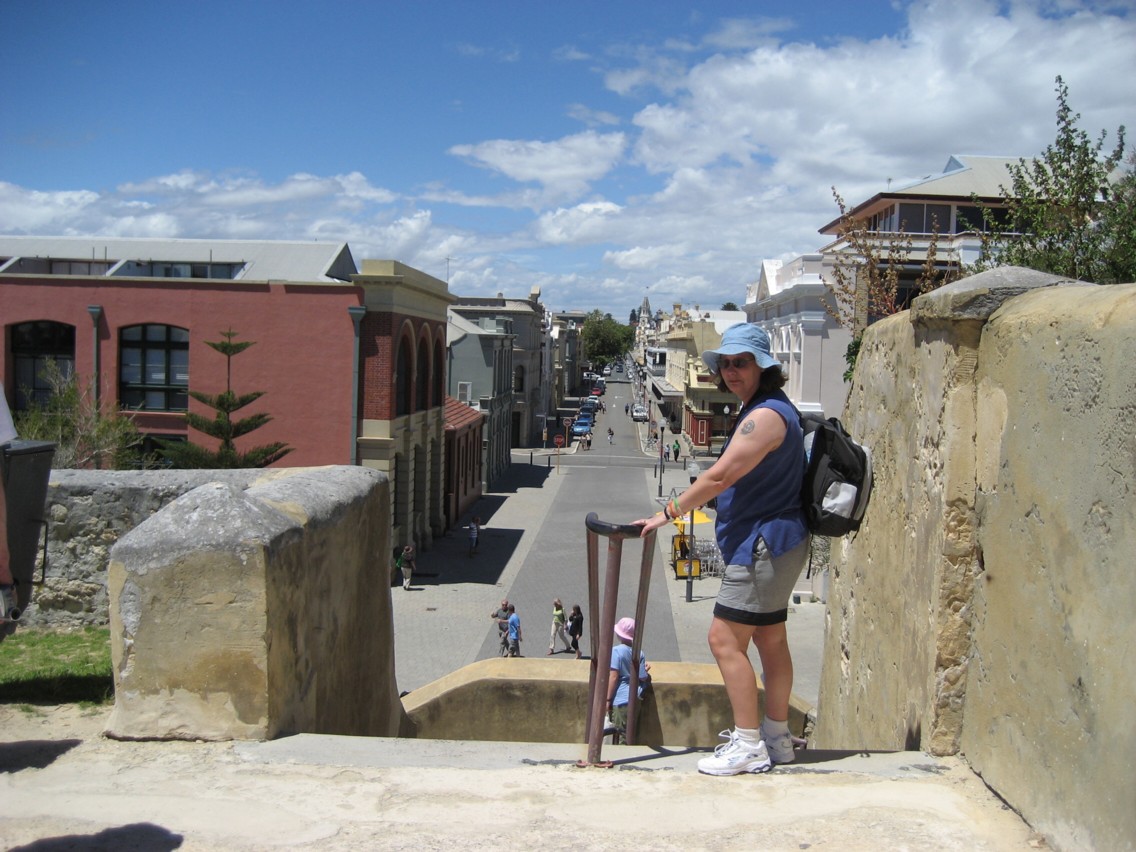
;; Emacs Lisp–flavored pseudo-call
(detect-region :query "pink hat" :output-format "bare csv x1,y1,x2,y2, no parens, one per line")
614,617,636,641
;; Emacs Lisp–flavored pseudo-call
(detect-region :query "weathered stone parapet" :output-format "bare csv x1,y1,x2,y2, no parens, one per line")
402,659,811,747
105,466,404,742
815,268,1135,850
966,283,1135,852
33,470,263,628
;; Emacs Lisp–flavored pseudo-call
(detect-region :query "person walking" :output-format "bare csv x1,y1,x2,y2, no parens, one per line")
505,604,522,657
624,403,630,416
548,598,572,655
673,439,681,464
567,604,584,659
607,427,613,445
635,323,808,776
397,543,416,590
468,517,481,557
492,598,510,656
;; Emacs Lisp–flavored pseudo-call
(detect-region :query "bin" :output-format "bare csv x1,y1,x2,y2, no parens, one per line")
2,439,57,614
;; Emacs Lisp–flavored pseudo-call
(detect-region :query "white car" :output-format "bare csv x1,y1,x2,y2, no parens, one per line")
603,366,612,376
631,404,648,422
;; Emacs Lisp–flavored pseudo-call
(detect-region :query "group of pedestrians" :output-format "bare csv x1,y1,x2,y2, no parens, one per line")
493,598,585,660
547,599,583,658
492,598,522,657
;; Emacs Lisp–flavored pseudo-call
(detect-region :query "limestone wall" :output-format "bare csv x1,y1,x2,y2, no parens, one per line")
105,466,405,742
30,470,265,628
402,659,811,747
814,269,1135,851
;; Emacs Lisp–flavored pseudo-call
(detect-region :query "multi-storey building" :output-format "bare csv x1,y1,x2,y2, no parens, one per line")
446,309,510,489
451,289,549,448
0,237,462,552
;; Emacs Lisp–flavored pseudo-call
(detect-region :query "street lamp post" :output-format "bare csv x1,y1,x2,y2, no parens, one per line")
685,460,700,602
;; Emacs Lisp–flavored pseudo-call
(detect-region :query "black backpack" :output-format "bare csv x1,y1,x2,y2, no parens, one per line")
799,413,873,537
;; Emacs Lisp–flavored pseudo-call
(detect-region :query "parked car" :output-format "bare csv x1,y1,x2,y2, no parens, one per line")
615,363,623,373
571,416,594,436
579,401,598,415
631,404,648,422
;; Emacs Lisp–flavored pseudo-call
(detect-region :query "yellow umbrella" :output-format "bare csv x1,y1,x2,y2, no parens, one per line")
671,510,714,527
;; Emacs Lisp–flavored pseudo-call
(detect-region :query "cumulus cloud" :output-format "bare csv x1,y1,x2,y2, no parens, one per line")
448,130,627,202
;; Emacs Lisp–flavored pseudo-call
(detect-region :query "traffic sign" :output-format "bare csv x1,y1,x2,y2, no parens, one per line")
562,417,573,428
554,435,565,447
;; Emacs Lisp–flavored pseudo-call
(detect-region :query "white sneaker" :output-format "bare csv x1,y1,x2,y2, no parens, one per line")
761,724,796,764
697,730,772,776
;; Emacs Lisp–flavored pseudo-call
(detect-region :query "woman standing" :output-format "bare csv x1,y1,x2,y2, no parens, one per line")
547,598,573,654
635,323,808,776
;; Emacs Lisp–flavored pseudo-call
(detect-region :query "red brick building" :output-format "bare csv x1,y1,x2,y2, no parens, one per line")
0,237,476,550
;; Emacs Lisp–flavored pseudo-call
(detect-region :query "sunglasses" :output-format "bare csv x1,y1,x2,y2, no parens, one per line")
718,356,755,371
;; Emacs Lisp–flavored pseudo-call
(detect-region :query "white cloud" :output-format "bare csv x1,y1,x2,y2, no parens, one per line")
448,130,627,201
0,182,100,232
603,244,688,270
531,200,623,244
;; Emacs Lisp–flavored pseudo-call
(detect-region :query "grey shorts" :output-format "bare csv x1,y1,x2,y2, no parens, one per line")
713,536,810,627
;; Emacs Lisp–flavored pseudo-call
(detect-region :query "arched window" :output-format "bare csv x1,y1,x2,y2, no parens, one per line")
119,324,189,411
416,336,430,412
10,321,76,410
395,336,412,417
513,365,525,393
433,337,445,409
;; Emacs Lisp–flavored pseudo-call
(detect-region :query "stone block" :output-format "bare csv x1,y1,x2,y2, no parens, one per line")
106,466,405,742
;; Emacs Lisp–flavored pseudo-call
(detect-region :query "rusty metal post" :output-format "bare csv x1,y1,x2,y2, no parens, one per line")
578,512,656,768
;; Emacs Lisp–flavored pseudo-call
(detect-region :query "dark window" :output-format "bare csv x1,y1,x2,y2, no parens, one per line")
416,338,430,412
925,204,950,234
897,203,924,234
395,338,412,417
11,321,76,410
433,339,445,409
119,324,189,411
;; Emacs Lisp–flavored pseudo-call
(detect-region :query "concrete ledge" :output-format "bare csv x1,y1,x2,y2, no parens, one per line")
402,658,812,748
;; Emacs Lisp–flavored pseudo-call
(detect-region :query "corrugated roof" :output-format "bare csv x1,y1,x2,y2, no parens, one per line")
0,236,357,282
889,155,1018,198
444,395,485,430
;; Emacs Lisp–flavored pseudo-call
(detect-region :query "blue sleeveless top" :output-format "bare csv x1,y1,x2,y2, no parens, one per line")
714,391,808,564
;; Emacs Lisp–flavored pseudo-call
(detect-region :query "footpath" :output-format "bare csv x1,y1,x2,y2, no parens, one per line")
0,402,1038,850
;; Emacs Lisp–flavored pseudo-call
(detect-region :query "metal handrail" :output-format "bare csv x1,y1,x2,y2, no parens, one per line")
578,512,657,767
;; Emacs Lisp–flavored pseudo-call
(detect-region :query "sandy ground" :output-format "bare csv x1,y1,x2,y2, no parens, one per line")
1,703,1044,851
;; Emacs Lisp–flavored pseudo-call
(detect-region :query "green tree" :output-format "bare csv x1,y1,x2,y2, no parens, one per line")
160,330,291,469
721,301,739,311
581,310,635,366
970,76,1132,283
628,308,639,325
14,360,144,469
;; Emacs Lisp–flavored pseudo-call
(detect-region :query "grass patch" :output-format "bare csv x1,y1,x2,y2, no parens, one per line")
0,626,113,705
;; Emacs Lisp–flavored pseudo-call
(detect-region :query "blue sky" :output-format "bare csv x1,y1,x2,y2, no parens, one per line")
2,0,1133,320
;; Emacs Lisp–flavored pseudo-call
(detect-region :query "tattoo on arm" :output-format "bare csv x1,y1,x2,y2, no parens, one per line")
740,419,756,435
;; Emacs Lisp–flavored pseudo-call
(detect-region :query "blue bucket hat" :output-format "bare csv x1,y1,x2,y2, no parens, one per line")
702,323,779,374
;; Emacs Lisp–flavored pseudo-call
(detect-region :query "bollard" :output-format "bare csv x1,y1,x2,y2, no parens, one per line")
547,455,551,469
530,451,534,465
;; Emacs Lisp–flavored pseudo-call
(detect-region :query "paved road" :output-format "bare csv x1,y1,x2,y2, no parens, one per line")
391,373,825,707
